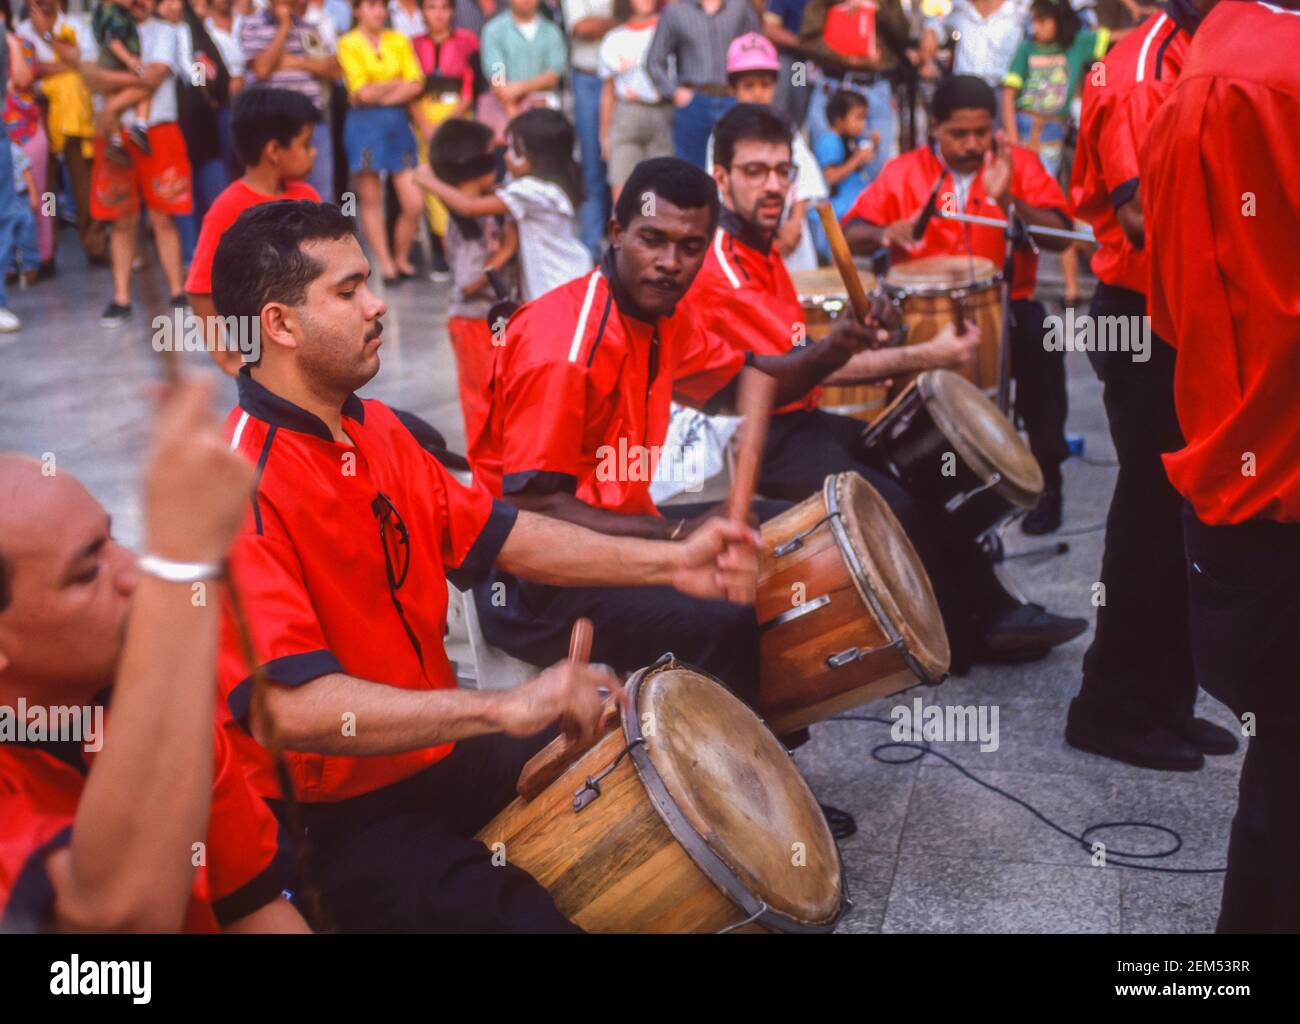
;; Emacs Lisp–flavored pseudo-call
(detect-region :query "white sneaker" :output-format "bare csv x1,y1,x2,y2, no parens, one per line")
0,308,20,332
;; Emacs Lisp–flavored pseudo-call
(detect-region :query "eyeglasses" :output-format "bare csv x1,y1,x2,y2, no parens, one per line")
732,161,799,185
372,492,423,664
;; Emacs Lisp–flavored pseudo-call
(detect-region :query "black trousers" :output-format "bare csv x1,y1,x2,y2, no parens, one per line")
472,500,790,707
1076,285,1194,728
1182,507,1300,933
286,728,577,933
1010,298,1070,491
759,408,1017,673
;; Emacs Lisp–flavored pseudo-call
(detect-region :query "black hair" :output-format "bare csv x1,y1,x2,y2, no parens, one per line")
727,68,779,89
1030,0,1082,50
713,103,793,170
614,157,720,234
930,74,997,124
212,201,357,328
826,88,868,125
230,87,323,168
429,118,496,184
507,108,583,210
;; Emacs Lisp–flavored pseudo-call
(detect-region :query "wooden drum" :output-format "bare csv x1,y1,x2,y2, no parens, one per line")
789,266,890,422
884,255,1003,393
861,370,1044,541
478,656,846,933
757,472,950,733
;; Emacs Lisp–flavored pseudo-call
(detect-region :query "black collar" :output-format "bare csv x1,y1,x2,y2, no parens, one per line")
237,367,365,442
601,248,667,325
719,207,774,257
3,686,112,776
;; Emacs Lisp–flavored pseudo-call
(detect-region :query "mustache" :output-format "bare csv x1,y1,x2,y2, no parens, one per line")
365,319,384,342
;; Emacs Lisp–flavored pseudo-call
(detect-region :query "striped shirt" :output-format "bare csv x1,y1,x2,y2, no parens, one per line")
645,0,761,95
238,12,327,110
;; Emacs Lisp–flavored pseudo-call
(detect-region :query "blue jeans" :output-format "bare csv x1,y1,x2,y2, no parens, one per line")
1015,112,1066,180
673,92,735,169
808,75,895,183
306,117,335,202
178,114,236,262
571,69,609,260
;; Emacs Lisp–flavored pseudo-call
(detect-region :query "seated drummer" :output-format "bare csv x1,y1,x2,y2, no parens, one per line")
843,75,1074,537
0,383,307,934
208,199,758,933
693,103,1087,671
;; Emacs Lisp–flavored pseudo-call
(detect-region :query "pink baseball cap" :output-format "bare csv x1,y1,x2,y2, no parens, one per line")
727,32,780,76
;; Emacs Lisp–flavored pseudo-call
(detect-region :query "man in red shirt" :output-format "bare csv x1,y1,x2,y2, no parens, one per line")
1143,0,1300,932
843,75,1075,536
0,381,306,934
1064,6,1236,772
210,199,759,932
693,104,1088,670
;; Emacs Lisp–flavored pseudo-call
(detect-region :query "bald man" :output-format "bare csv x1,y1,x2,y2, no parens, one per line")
0,381,309,933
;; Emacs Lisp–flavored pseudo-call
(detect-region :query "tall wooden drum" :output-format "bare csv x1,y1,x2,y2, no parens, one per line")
757,472,950,733
884,255,1003,393
789,266,890,422
478,657,847,933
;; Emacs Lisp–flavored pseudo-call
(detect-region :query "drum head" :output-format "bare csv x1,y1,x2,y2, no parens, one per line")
634,664,844,928
832,473,950,682
885,255,1000,295
919,370,1044,508
789,266,877,302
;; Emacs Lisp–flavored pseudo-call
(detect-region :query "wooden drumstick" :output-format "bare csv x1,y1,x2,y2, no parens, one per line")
515,619,618,801
727,367,778,526
816,201,873,322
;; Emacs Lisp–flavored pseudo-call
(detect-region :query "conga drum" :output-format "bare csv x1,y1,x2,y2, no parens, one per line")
861,370,1044,541
884,255,1004,393
789,266,890,422
478,657,847,933
757,472,950,733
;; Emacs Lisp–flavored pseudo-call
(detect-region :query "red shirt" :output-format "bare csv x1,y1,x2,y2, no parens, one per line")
411,29,478,102
474,263,746,516
0,726,285,933
1070,13,1188,293
691,210,819,414
842,143,1069,300
1143,0,1300,525
221,371,518,802
184,179,322,294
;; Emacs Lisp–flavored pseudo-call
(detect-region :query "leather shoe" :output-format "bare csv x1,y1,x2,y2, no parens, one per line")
976,603,1088,663
819,803,857,841
1065,712,1204,771
1022,487,1063,535
1162,715,1239,756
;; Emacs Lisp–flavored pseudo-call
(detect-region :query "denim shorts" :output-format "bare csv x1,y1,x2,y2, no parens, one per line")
345,104,418,175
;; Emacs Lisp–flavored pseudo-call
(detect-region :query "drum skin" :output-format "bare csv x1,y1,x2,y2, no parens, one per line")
790,267,890,422
757,473,949,733
885,256,1003,394
477,659,845,933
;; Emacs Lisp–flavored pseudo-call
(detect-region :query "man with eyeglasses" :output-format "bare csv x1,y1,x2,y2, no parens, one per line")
692,102,1087,674
208,199,760,933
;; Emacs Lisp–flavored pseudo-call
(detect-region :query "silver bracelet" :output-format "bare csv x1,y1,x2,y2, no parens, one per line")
137,553,223,584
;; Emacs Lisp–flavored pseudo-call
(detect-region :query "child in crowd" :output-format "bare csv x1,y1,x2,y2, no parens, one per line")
0,137,31,330
1002,0,1109,304
185,87,323,375
813,89,878,227
5,142,41,288
426,118,519,461
92,0,154,166
708,32,827,272
418,107,590,301
598,0,670,205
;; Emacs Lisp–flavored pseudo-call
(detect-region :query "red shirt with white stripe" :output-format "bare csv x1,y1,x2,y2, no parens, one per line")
1070,12,1188,294
1143,0,1300,525
690,209,819,414
474,259,746,516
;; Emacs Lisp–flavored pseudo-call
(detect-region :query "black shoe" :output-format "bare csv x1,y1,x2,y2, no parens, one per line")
976,602,1088,663
1066,712,1204,772
169,293,188,310
37,259,56,281
819,803,857,841
128,124,152,155
100,302,132,328
1162,716,1239,756
1022,487,1063,535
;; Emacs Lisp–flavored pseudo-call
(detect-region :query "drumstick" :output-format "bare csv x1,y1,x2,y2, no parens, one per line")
727,367,778,526
515,619,618,801
816,201,873,322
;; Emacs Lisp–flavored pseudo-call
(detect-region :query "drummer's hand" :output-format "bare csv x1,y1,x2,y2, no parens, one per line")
501,661,625,744
825,314,889,361
923,320,981,371
884,213,923,252
670,517,761,604
982,133,1014,205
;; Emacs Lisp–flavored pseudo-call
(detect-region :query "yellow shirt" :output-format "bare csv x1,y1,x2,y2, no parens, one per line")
337,29,423,96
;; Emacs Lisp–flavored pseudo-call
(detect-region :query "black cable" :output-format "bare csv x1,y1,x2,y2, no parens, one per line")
829,715,1225,875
